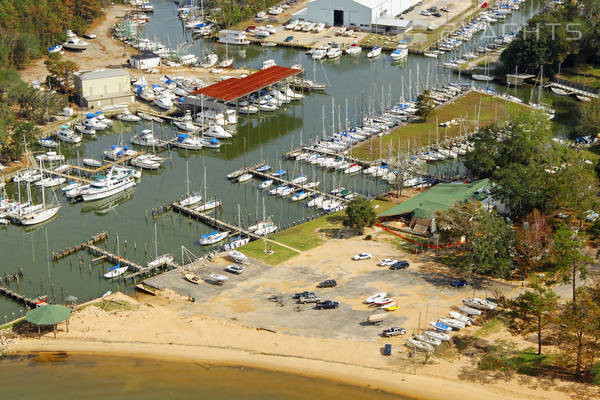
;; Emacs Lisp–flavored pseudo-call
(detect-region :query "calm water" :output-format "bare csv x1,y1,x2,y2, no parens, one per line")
0,0,569,319
0,354,407,399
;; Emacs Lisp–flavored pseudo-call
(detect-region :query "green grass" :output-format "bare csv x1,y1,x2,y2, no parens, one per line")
350,92,526,161
473,317,505,338
511,349,556,376
241,240,300,265
267,215,335,251
559,64,600,88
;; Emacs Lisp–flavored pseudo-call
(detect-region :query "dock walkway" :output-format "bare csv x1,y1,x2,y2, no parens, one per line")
52,232,108,261
0,286,44,309
86,244,145,272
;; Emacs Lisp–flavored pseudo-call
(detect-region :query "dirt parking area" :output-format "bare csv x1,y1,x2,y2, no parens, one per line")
146,227,515,345
404,0,478,30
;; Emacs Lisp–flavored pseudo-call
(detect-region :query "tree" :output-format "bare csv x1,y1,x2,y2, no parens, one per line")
436,201,515,278
507,284,558,355
343,196,376,235
576,97,600,138
44,54,78,93
514,210,551,268
478,341,518,381
549,223,591,302
415,90,435,121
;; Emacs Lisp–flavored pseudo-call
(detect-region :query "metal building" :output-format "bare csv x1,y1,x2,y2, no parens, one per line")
73,69,134,109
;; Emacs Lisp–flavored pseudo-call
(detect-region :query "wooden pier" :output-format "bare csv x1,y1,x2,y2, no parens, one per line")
69,151,145,175
86,244,145,272
0,285,44,309
123,259,178,281
52,232,109,261
171,203,261,240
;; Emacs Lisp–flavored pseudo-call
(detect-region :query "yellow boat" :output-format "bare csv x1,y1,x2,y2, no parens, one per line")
385,306,399,311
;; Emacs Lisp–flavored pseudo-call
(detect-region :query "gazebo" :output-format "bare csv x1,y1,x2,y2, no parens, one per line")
25,305,71,338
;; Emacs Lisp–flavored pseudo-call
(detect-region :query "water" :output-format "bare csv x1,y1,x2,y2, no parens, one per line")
0,0,565,319
0,354,407,400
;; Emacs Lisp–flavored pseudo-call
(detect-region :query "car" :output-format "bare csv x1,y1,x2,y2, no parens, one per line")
293,291,315,299
441,6,450,12
450,279,468,288
245,25,256,32
317,279,337,288
224,264,244,274
433,12,442,17
352,253,372,261
378,258,398,267
382,327,406,337
315,300,339,309
383,344,392,356
284,35,294,42
299,294,322,304
389,261,409,270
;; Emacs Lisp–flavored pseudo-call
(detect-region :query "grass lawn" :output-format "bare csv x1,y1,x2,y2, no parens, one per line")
511,348,556,376
350,91,526,161
242,240,300,265
559,65,600,88
473,316,506,338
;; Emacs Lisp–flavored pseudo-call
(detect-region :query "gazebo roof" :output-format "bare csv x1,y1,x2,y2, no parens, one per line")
25,305,71,325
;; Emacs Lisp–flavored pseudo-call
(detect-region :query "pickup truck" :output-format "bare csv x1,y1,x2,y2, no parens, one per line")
293,291,316,299
315,300,339,310
298,294,322,304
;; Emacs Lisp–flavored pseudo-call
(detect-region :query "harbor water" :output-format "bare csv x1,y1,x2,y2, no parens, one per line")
0,0,572,319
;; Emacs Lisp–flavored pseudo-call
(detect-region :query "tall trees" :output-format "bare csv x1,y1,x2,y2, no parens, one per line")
508,284,558,355
343,196,377,235
415,90,435,121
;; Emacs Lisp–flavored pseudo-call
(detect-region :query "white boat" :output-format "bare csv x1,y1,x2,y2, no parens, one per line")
131,129,161,147
65,184,89,199
62,31,88,51
424,330,451,341
551,86,569,96
367,46,382,58
365,292,387,304
415,334,441,346
279,186,294,197
131,154,161,170
173,134,203,150
407,339,434,352
218,30,250,45
238,173,252,183
291,175,307,184
307,195,324,207
345,44,361,55
312,49,326,60
81,168,137,202
82,117,108,131
326,47,342,59
209,273,229,284
201,53,219,68
74,123,96,137
147,255,174,269
344,163,362,174
228,250,249,264
253,221,277,236
38,137,58,148
439,318,466,329
429,321,452,332
218,58,234,68
390,48,408,61
196,200,221,212
423,51,438,58
449,311,474,325
201,137,221,149
103,263,128,279
83,158,101,168
117,110,141,122
291,191,308,201
222,236,250,251
458,305,483,316
154,95,173,110
204,125,232,139
35,152,64,163
103,145,136,161
35,176,66,188
462,298,497,310
471,74,494,82
259,179,273,189
16,205,60,225
199,230,229,245
55,125,81,143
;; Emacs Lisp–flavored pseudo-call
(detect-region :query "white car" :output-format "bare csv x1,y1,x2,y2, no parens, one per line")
224,264,244,274
352,253,372,261
378,259,398,267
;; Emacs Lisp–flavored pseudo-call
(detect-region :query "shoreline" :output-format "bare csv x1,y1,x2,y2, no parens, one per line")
12,340,509,400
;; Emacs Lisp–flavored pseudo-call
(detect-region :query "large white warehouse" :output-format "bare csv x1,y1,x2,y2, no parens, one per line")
295,0,416,32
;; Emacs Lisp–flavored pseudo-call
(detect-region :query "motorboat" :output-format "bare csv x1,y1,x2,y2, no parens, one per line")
74,123,96,137
259,179,273,189
131,154,161,170
154,95,173,110
103,263,128,279
201,137,221,149
103,145,136,161
204,125,232,139
222,236,250,251
311,49,326,60
367,46,382,58
199,230,229,245
471,74,494,82
365,292,387,304
196,200,221,212
326,47,342,59
373,297,395,306
238,173,252,183
38,137,58,148
35,176,66,188
147,255,174,268
209,273,229,285
344,163,362,174
81,167,137,202
36,152,64,163
173,134,203,150
390,48,408,61
82,116,108,131
291,191,308,201
55,125,81,143
65,184,89,199
83,158,102,168
117,110,141,122
228,250,249,264
62,31,89,51
131,129,161,147
345,44,361,55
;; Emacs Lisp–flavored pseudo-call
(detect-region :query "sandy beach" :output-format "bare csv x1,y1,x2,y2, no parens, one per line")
9,229,596,400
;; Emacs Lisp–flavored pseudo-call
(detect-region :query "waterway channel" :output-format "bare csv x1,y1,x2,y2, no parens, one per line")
0,0,573,319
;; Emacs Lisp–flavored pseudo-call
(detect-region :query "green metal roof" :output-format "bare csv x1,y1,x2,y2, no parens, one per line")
25,305,71,325
378,179,490,219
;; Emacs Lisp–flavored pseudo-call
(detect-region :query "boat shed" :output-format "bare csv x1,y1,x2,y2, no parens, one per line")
129,50,161,70
73,69,134,109
294,0,419,31
185,66,302,107
378,179,491,235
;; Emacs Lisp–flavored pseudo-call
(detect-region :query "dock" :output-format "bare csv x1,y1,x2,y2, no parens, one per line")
69,151,145,175
283,146,375,169
170,203,261,240
0,285,45,309
52,232,108,261
86,244,145,272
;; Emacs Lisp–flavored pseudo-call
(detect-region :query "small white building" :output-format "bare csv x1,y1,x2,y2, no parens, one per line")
295,0,417,33
129,50,161,70
218,30,250,45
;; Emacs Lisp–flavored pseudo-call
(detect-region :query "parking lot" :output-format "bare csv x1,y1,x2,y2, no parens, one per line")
146,229,515,344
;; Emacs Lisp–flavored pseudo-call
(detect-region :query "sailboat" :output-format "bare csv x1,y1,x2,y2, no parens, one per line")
147,222,174,268
13,159,61,226
180,158,202,206
103,262,128,278
249,198,278,236
199,230,229,245
218,18,234,68
195,167,221,211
